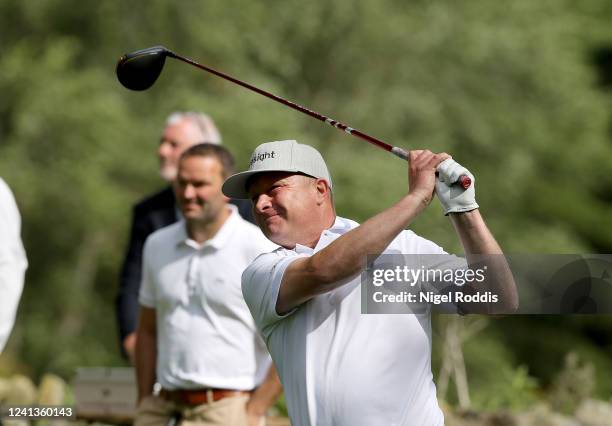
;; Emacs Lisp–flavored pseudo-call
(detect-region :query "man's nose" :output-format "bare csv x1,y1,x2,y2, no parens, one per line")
254,194,272,213
158,141,171,158
183,184,196,199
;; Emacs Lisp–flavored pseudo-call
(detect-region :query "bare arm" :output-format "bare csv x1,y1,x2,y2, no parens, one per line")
450,210,518,313
246,364,283,424
450,210,502,255
277,150,449,314
135,306,157,404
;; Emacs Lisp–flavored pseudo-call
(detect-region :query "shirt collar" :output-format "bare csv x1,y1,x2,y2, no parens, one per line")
328,215,359,234
292,216,359,254
176,204,240,250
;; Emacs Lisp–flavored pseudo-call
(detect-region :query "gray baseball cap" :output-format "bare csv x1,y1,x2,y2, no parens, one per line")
222,140,333,199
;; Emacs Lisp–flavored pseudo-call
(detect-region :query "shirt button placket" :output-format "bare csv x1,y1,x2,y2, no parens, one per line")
187,251,201,298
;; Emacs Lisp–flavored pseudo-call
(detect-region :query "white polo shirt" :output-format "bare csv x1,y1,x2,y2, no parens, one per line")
0,178,27,353
139,205,277,390
242,216,446,426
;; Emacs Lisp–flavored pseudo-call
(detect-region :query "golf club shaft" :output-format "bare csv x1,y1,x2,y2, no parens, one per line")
167,50,470,189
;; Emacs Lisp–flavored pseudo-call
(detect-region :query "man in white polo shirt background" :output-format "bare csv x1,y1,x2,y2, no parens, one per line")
222,140,517,425
117,111,254,363
135,143,281,426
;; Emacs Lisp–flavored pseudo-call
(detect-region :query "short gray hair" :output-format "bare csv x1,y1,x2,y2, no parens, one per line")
166,111,222,144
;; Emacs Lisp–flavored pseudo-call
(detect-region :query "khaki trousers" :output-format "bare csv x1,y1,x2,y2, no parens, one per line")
134,394,263,426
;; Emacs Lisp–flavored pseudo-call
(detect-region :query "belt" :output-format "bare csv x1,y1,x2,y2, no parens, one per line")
159,388,251,406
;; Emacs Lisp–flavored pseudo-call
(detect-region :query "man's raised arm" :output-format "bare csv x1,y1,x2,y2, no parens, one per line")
277,150,450,314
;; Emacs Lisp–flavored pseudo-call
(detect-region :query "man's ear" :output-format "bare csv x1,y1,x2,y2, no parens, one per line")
315,179,330,205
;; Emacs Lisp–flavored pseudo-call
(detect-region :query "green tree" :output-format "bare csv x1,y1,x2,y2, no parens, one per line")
1,0,611,407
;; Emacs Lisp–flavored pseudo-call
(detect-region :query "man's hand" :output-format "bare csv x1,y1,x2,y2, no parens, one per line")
244,364,282,426
245,403,265,426
408,150,451,208
435,158,479,215
122,333,137,365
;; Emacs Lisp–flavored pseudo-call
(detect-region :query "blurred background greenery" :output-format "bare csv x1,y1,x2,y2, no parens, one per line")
1,0,612,414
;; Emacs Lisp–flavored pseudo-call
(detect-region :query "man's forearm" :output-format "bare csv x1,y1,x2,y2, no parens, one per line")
135,330,157,402
450,210,518,313
311,193,427,287
279,193,428,313
449,210,502,255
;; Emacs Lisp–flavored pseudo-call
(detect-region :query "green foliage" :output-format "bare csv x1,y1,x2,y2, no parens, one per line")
474,365,539,411
492,316,612,397
0,0,611,409
549,352,596,414
433,322,539,411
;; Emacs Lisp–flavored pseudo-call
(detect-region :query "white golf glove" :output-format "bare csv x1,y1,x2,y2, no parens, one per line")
435,158,479,215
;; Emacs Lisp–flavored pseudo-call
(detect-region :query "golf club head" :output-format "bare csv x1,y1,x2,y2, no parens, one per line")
116,46,170,91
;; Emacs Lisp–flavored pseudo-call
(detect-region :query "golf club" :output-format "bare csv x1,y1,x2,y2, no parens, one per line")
116,46,471,189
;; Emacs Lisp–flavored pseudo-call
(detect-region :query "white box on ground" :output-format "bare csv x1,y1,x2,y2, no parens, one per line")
73,367,136,423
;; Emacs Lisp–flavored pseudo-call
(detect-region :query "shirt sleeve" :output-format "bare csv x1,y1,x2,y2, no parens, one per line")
116,204,149,341
241,251,305,339
138,237,156,308
399,229,447,255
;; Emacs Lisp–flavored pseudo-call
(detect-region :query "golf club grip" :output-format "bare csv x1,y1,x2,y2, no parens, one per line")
457,175,472,189
391,147,472,189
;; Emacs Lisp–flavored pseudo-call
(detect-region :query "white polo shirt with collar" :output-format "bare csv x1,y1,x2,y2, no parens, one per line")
242,216,447,426
139,205,277,391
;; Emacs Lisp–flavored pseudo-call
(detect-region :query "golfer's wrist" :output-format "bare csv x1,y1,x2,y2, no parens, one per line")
404,191,433,211
448,208,482,227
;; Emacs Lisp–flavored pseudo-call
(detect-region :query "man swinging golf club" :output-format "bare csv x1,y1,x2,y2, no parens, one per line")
222,140,517,425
